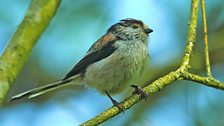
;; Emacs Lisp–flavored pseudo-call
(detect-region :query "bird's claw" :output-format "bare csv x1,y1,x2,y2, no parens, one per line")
111,99,125,112
105,90,125,113
131,84,148,101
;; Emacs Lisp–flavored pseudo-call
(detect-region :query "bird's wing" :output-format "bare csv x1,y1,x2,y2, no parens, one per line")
63,33,117,80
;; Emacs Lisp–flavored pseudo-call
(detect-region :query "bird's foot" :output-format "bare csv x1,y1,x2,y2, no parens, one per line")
105,90,125,112
131,84,148,101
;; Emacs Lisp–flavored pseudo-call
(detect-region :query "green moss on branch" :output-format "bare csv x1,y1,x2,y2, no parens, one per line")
180,0,199,72
182,72,224,90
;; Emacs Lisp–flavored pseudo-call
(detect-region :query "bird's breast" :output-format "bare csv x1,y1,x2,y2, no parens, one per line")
84,40,149,94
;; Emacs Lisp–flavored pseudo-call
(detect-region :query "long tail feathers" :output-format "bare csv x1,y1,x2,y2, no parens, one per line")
10,75,81,101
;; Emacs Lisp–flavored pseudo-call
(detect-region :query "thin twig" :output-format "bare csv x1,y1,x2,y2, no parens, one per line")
182,72,224,90
201,0,212,77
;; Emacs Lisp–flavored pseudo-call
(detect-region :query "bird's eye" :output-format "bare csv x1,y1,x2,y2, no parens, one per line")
132,24,139,29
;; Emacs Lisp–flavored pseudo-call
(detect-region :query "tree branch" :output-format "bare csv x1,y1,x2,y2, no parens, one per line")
182,72,224,90
179,0,199,72
81,71,180,126
0,0,61,105
201,0,212,77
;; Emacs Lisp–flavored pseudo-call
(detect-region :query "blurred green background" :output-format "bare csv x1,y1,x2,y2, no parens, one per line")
0,0,224,126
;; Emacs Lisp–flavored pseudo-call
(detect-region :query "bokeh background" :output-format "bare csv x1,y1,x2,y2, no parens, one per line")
0,0,224,126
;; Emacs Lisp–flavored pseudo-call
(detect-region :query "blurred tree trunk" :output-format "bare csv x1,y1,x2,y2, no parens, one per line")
0,0,61,105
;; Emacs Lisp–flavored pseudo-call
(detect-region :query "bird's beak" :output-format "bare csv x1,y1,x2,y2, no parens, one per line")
144,28,153,34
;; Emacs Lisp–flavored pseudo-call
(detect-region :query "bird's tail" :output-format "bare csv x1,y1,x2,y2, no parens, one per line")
10,75,81,101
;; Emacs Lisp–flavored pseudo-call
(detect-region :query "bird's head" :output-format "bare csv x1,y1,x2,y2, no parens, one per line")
107,18,153,41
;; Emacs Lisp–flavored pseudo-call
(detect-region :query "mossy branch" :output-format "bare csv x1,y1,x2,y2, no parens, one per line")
81,0,224,125
182,72,224,90
81,71,180,126
0,0,61,105
179,0,199,72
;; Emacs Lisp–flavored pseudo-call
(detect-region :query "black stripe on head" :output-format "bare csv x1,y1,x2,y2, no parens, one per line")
107,18,144,33
107,24,118,33
120,18,144,27
107,22,128,33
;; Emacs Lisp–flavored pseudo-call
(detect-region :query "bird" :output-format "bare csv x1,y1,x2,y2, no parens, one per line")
10,18,153,109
